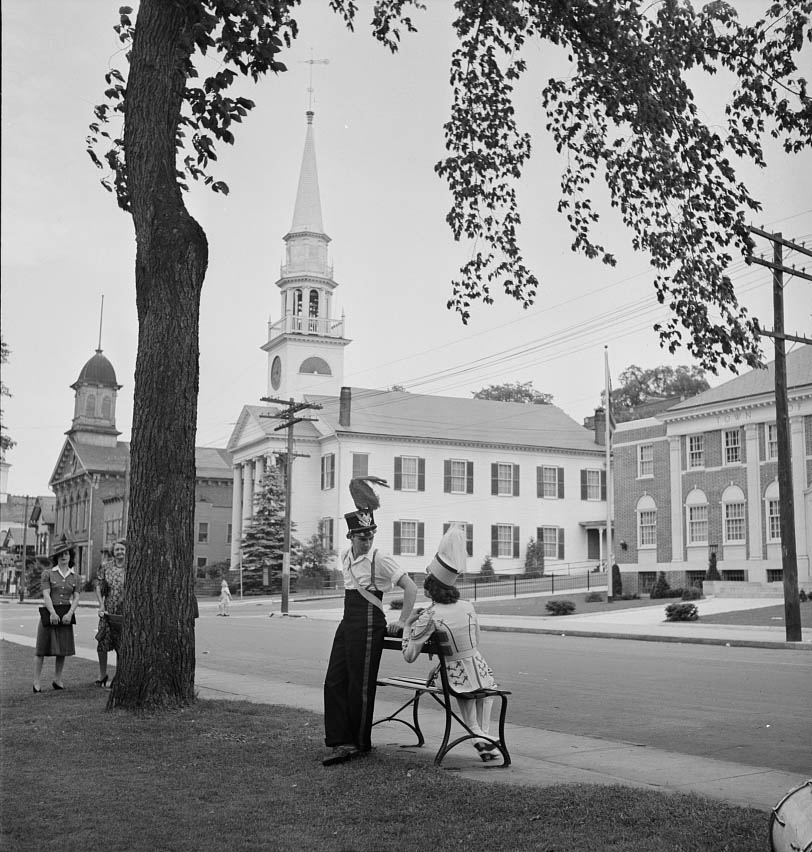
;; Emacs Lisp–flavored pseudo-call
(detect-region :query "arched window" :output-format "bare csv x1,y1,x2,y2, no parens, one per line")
101,395,112,418
309,289,319,317
299,356,331,376
721,485,746,543
292,289,303,316
685,488,708,545
636,495,657,548
85,394,96,417
764,480,781,542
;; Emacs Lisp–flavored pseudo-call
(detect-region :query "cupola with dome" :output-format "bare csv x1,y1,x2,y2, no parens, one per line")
68,347,122,446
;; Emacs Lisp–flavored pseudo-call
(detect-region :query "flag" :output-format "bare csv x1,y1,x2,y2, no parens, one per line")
604,347,616,440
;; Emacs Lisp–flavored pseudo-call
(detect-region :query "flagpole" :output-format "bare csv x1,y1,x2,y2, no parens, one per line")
604,347,614,601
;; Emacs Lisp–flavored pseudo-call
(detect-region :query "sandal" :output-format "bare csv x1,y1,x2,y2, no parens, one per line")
474,741,500,762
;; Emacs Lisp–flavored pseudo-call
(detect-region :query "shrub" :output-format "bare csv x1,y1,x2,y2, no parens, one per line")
705,551,721,581
619,593,640,600
524,538,545,578
681,586,702,601
545,599,575,616
650,572,671,599
480,554,495,579
799,589,808,602
585,592,604,603
611,563,623,597
665,602,699,621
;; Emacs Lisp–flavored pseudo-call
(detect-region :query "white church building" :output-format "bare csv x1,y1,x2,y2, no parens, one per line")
226,109,612,576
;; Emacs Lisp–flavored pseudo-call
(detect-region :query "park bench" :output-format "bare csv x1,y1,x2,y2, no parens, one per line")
374,633,511,767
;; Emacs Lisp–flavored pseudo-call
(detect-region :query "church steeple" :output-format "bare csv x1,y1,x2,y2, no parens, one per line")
262,109,350,401
288,110,325,237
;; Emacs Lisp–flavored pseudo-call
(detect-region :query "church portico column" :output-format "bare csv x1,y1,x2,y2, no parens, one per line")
242,460,255,526
230,465,243,569
255,455,266,488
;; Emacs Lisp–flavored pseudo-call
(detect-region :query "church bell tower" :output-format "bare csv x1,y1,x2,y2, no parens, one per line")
261,110,350,400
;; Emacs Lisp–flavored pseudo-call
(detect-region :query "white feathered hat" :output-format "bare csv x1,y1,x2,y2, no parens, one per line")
426,525,467,587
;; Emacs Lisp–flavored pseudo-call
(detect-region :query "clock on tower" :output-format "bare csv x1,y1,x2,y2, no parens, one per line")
271,355,282,390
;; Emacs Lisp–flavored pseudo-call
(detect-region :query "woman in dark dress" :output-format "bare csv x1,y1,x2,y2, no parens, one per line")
94,539,126,687
33,536,82,692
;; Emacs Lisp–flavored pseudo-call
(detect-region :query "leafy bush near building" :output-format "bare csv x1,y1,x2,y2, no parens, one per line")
545,599,575,616
705,551,721,581
524,539,545,578
800,589,808,602
665,602,698,621
585,592,604,603
681,586,702,601
480,554,495,579
611,563,622,597
650,573,684,599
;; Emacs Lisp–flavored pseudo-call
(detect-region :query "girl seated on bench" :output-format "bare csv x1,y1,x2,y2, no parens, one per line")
401,525,500,762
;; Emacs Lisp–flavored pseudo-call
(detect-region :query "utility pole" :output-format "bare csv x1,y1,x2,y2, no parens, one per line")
747,227,812,642
260,397,321,614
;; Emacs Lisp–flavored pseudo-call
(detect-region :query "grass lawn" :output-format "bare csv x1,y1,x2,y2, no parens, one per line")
473,591,666,617
699,600,812,628
1,640,770,852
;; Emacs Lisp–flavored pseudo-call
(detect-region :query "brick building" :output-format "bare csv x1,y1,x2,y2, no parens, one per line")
612,346,812,594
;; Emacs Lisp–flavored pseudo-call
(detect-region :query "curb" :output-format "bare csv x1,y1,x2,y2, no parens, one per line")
481,624,812,650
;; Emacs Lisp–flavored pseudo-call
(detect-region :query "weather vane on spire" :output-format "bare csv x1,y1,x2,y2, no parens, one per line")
301,49,329,111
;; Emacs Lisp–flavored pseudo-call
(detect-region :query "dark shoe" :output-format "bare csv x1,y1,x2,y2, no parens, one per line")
94,675,108,687
32,685,42,694
52,681,65,690
322,745,359,766
474,741,499,762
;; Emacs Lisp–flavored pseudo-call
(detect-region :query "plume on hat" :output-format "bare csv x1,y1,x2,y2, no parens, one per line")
349,476,389,511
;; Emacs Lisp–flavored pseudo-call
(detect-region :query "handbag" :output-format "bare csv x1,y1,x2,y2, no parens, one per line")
39,603,76,627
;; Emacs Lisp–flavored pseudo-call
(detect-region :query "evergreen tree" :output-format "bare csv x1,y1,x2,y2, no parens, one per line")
650,572,671,600
480,554,495,579
524,539,545,578
705,551,721,581
241,460,295,594
298,533,334,589
611,563,623,598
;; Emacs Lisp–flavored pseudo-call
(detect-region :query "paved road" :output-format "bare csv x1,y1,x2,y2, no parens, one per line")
187,605,811,775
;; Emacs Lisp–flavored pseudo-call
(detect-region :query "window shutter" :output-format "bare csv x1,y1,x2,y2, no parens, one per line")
513,525,520,558
418,458,426,492
491,525,498,558
601,470,607,501
536,467,542,498
466,461,474,494
580,469,587,500
558,528,565,561
513,464,520,496
466,524,473,556
444,460,451,493
394,456,402,491
558,467,565,499
536,526,543,544
393,522,401,556
417,522,425,556
491,463,498,496
320,458,325,490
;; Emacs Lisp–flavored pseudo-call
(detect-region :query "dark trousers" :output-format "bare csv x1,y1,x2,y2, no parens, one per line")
323,591,385,750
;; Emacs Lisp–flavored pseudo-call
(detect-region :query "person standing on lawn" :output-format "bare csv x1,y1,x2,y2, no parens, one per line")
401,525,500,762
94,538,127,688
322,477,418,766
33,535,82,693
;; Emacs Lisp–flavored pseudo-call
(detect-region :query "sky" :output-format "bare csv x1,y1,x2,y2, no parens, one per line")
2,1,811,499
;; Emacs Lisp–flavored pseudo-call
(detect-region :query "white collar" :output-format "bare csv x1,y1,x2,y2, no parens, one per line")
53,566,75,579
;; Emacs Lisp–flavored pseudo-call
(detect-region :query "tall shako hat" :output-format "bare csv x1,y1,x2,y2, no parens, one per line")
344,476,389,539
50,533,75,564
426,525,467,587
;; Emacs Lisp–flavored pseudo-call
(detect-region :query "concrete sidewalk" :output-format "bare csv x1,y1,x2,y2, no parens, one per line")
4,595,809,812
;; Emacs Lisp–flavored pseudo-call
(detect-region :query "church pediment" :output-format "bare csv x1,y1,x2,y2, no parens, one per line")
227,406,279,454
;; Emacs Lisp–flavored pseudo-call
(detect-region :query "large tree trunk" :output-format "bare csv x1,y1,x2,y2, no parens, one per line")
108,0,207,710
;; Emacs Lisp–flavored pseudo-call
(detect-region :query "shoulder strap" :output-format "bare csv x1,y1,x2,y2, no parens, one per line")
346,557,385,613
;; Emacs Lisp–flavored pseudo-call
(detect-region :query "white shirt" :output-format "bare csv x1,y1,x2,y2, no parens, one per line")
341,548,404,592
